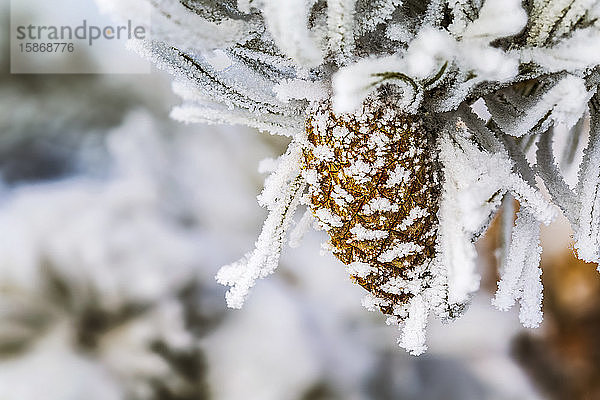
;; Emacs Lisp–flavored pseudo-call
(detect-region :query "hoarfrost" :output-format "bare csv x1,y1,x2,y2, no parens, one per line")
108,0,600,354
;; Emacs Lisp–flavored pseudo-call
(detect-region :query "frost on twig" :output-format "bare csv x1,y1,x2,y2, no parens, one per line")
535,127,578,223
439,109,556,307
97,0,254,50
327,0,358,63
574,94,600,264
492,209,543,328
261,0,323,67
216,144,306,308
526,0,598,47
397,295,429,355
106,0,600,354
485,76,594,138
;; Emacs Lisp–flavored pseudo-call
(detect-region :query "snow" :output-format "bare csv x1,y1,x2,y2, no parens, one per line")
102,0,600,357
205,49,233,71
574,108,600,263
378,242,424,263
273,78,328,103
312,144,336,161
398,206,429,230
386,165,411,186
314,208,344,229
381,276,421,296
398,296,429,355
327,0,358,62
361,293,388,312
347,261,374,278
461,0,527,41
5,0,578,394
492,210,542,316
520,28,600,72
362,197,398,214
261,0,323,67
403,27,456,80
345,159,373,183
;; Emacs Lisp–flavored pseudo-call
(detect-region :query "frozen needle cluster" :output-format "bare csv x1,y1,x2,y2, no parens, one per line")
99,0,600,354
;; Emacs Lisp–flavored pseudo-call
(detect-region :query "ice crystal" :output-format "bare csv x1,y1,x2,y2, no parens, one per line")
100,0,600,354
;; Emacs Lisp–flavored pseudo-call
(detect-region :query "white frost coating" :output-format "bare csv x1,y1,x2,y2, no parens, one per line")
361,294,380,312
519,237,544,328
501,75,594,137
398,295,428,355
331,185,354,205
492,209,541,312
520,28,600,73
301,168,318,185
216,144,306,309
398,206,429,230
381,276,421,296
345,160,373,183
527,0,575,45
555,0,600,37
404,23,520,83
312,144,335,161
332,18,522,114
327,0,357,62
358,0,403,35
362,198,398,215
273,79,328,103
347,261,373,278
403,27,456,80
438,131,485,305
574,109,600,263
551,77,596,129
437,193,480,305
386,22,414,44
527,0,597,46
438,121,555,305
442,119,556,223
386,165,411,186
170,104,301,137
458,45,518,82
377,242,423,262
314,208,344,228
535,128,578,223
204,49,233,71
135,41,303,135
332,56,420,114
349,224,388,240
261,0,323,67
462,0,527,41
492,206,544,328
117,0,600,356
98,0,249,51
259,144,303,209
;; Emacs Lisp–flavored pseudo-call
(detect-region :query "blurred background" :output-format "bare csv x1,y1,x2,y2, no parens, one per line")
1,1,599,399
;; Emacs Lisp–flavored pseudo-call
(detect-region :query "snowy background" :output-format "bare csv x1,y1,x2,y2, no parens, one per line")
1,1,599,399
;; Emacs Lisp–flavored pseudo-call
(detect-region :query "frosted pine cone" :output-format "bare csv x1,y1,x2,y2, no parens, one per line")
114,0,600,354
301,95,441,319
